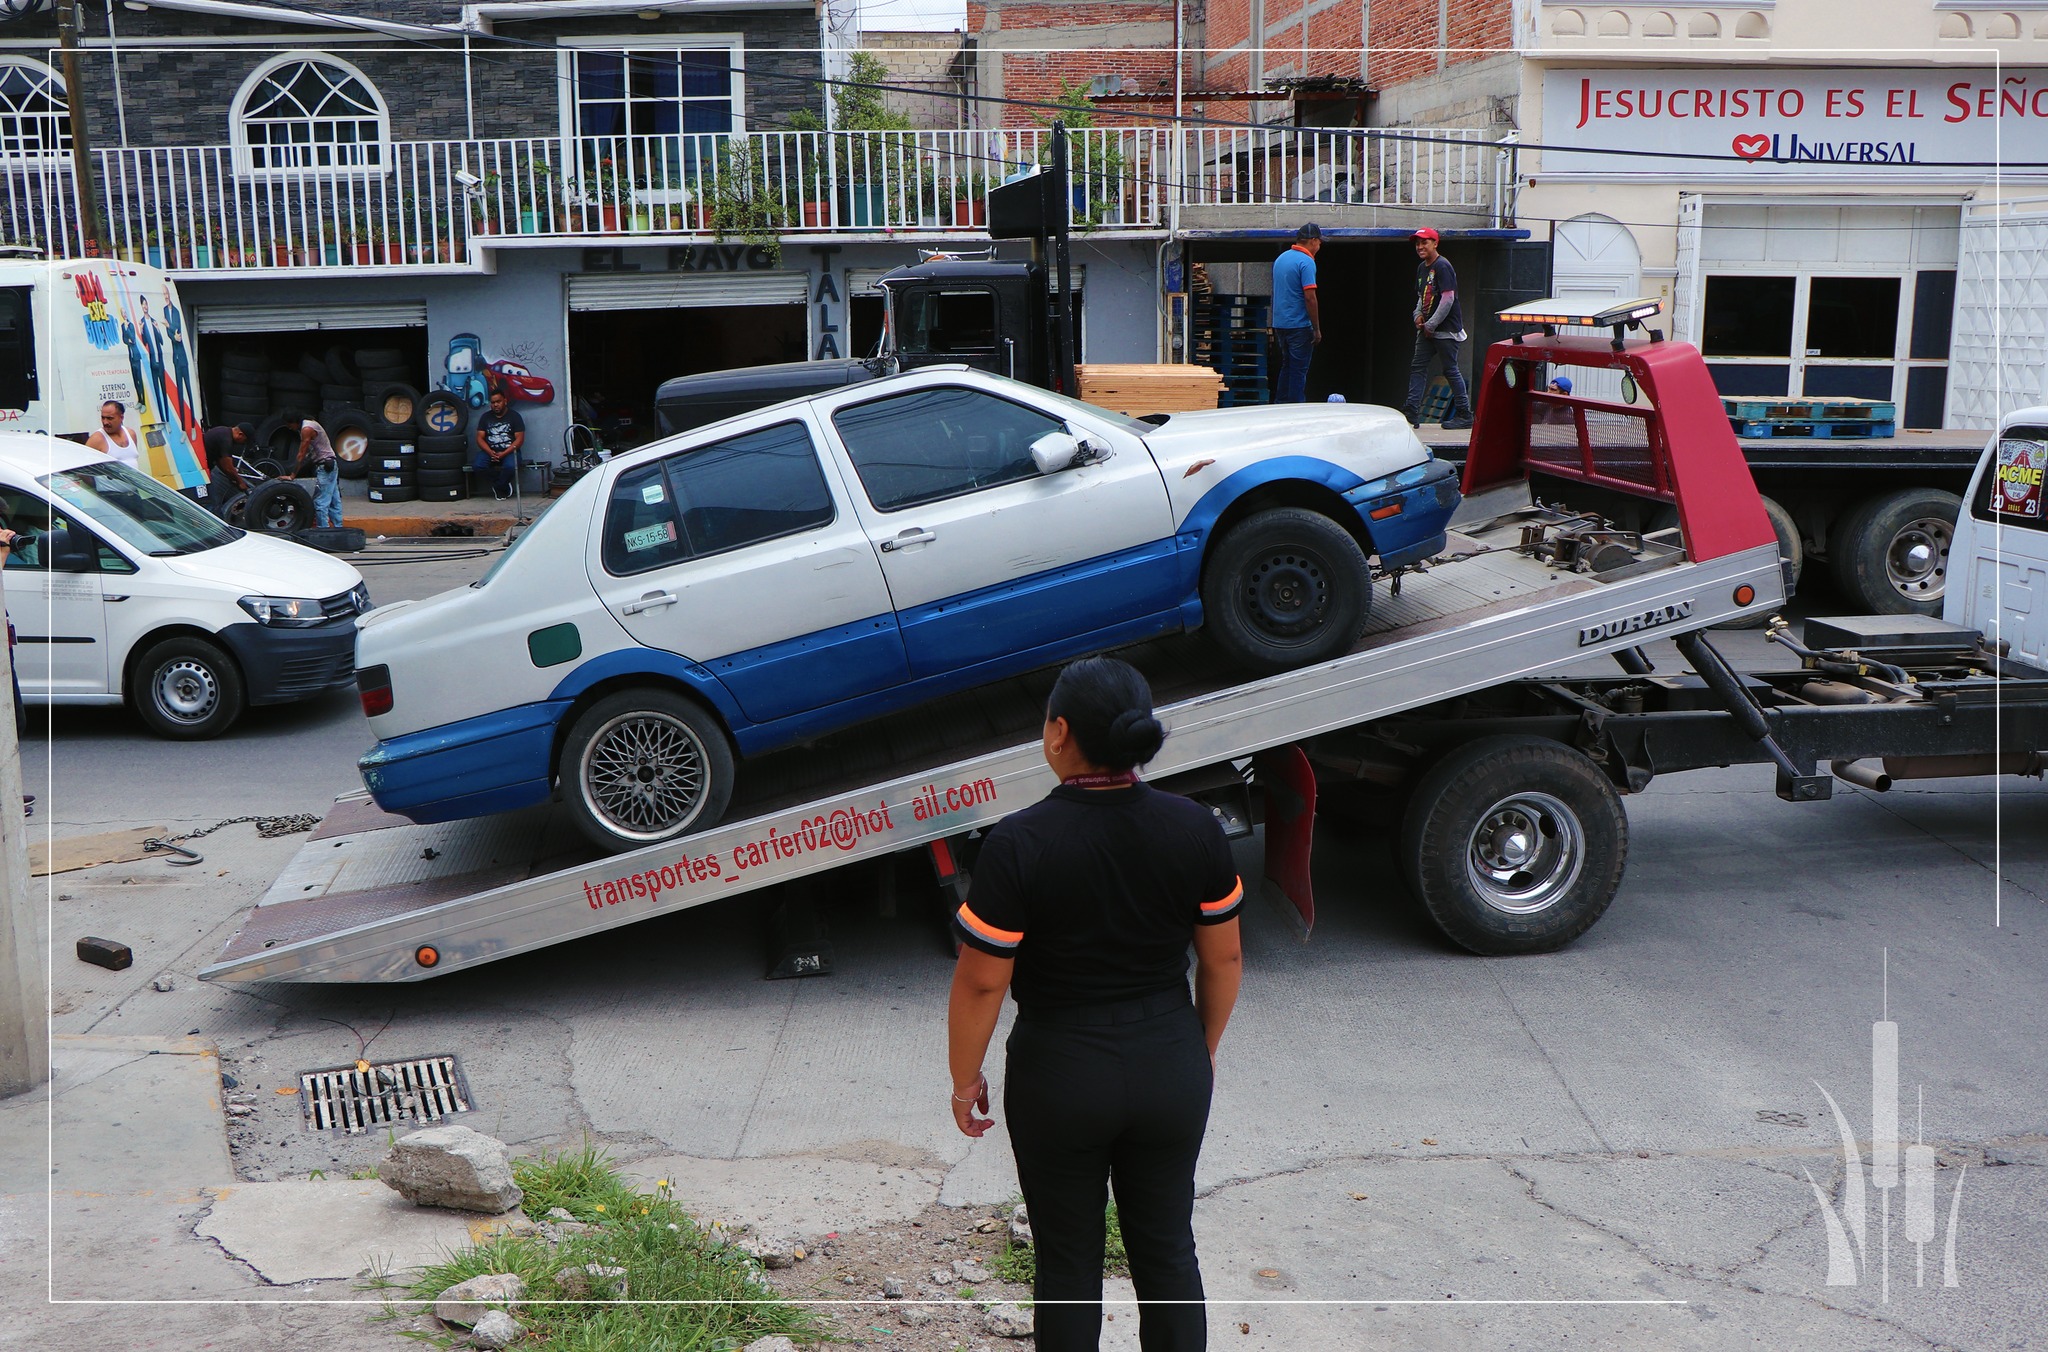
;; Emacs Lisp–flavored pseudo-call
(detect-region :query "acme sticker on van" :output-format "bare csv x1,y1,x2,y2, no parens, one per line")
1994,438,2045,520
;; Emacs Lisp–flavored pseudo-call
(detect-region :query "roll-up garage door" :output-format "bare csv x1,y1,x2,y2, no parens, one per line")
193,300,429,333
567,272,808,311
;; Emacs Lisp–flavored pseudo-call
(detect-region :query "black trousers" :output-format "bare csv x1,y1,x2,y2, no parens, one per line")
1005,992,1213,1352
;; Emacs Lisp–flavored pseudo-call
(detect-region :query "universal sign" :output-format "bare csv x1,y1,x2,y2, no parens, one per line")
1541,68,2048,177
1578,600,1695,647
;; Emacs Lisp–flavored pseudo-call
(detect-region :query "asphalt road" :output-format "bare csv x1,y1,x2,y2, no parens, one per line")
16,543,2048,1350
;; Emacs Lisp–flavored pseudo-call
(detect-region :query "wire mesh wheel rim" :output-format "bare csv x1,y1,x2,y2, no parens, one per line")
579,707,714,840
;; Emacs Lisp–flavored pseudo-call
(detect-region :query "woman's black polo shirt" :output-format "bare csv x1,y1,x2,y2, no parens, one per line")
953,781,1243,1011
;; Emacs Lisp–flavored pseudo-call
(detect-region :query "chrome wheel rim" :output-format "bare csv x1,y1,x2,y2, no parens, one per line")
261,495,304,532
1884,516,1951,602
1464,791,1584,915
153,658,219,724
580,711,710,840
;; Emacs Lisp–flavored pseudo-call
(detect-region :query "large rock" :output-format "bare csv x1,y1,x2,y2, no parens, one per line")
741,1339,799,1352
468,1309,522,1349
379,1125,522,1214
985,1302,1035,1338
433,1273,526,1327
1008,1203,1033,1248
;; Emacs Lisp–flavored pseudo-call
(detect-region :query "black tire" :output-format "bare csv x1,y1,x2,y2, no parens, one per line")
1830,488,1961,616
369,382,420,430
220,352,269,378
1715,495,1802,630
320,382,360,404
355,346,405,368
296,353,331,383
416,390,469,439
416,431,467,455
270,376,318,398
370,471,413,489
1398,736,1629,955
244,478,316,534
220,401,270,421
323,345,358,385
249,457,286,480
131,635,246,740
415,467,464,488
367,484,418,503
417,483,464,502
1200,507,1371,672
358,372,409,393
251,414,301,464
559,688,735,853
372,421,417,443
418,451,467,472
219,490,249,526
329,408,374,479
220,376,270,402
366,436,414,455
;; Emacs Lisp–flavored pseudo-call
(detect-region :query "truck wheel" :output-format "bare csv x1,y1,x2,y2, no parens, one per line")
1831,488,1961,615
1715,495,1801,629
132,636,245,740
244,479,316,535
1201,507,1371,673
560,688,735,853
1398,736,1628,955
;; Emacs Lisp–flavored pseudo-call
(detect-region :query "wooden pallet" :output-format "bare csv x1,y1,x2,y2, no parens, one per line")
1730,416,1899,439
1721,395,1896,423
1077,363,1226,416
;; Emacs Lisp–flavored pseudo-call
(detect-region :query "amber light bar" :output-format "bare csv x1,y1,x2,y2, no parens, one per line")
1495,297,1665,328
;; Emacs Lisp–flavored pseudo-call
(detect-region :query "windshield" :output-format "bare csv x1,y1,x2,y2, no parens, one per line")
43,460,241,557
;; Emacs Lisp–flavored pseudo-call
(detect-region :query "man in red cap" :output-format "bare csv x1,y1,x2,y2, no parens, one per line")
1403,227,1473,430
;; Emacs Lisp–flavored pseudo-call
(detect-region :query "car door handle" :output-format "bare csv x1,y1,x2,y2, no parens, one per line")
880,528,936,553
621,590,679,615
104,594,130,602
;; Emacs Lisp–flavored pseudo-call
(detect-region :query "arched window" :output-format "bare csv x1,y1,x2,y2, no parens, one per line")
0,57,69,162
232,55,388,173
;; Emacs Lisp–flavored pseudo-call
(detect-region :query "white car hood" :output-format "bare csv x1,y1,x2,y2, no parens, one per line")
1139,403,1429,481
159,530,364,598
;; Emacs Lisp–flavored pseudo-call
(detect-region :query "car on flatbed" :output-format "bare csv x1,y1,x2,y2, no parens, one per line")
354,366,1462,851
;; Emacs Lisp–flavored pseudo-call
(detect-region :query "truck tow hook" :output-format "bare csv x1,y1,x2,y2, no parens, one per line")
143,838,205,866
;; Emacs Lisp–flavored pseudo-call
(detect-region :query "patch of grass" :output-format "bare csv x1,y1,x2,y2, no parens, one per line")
387,1148,820,1352
987,1200,1129,1286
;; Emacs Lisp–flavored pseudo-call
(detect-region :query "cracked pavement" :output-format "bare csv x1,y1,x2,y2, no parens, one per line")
5,552,2044,1349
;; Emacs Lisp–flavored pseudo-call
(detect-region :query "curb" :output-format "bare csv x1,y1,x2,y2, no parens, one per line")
345,515,519,537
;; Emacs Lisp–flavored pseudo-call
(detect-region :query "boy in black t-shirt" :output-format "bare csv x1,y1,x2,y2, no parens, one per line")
472,388,525,499
1402,227,1475,430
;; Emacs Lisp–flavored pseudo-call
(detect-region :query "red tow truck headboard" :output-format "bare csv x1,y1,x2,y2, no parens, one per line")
1461,333,1775,563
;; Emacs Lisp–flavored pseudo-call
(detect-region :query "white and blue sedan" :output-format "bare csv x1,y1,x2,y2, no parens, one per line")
354,367,1461,851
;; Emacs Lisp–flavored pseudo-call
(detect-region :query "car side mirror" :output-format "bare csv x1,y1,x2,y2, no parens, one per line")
1030,431,1112,474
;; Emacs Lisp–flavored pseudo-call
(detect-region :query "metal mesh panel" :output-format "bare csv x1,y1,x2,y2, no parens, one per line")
1526,406,1663,490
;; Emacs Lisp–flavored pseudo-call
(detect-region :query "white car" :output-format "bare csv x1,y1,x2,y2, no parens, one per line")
355,367,1461,851
0,434,369,738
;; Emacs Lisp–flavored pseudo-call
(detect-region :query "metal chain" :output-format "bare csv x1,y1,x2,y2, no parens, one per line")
159,813,323,844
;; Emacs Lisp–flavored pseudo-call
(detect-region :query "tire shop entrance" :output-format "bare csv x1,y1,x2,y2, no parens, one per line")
1178,232,1542,409
192,301,433,493
566,271,808,453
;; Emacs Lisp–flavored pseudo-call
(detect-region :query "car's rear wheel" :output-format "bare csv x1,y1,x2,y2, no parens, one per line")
1201,506,1371,672
132,636,245,740
560,689,734,853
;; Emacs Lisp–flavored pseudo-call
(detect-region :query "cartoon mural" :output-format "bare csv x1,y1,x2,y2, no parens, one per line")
442,331,556,410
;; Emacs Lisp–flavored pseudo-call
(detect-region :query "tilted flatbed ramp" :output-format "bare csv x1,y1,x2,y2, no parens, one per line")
201,511,1782,984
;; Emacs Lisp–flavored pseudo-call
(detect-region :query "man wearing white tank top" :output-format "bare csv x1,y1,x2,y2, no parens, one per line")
86,401,140,470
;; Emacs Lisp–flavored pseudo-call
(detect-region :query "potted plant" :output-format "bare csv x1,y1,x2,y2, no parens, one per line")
951,171,991,229
1037,80,1129,227
586,158,626,232
785,109,832,228
791,53,919,229
705,140,786,264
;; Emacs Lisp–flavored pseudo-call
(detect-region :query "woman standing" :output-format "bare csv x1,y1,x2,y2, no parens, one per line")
948,657,1244,1351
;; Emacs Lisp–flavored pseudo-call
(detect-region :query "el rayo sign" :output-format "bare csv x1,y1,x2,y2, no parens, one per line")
1541,68,2048,176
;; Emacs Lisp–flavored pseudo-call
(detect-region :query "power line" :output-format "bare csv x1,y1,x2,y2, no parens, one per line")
81,0,2048,172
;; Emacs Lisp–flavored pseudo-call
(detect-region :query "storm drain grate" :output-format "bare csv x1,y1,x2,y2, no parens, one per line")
299,1055,472,1134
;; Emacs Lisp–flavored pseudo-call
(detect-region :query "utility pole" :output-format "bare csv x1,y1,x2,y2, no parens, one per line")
56,0,105,256
0,571,48,1098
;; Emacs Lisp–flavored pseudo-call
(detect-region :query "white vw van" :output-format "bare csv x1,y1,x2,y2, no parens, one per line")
0,433,368,738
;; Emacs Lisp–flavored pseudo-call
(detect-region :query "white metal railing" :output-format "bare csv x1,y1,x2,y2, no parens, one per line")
0,126,1517,273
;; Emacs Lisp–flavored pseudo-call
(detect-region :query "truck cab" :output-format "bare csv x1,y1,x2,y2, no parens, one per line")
1948,409,2048,669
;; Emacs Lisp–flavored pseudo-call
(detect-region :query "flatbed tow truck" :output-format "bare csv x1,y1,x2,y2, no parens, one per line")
200,302,2046,985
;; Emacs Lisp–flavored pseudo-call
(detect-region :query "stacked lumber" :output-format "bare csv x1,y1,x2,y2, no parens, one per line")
1077,364,1226,417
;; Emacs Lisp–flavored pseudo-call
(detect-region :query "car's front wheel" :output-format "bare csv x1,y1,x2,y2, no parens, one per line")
132,636,246,739
1201,506,1371,672
560,689,735,853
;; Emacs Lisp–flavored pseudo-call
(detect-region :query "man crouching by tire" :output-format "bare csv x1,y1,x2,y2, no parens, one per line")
201,422,253,521
280,418,342,529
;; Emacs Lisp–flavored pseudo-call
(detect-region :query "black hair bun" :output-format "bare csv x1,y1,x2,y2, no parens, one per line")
1109,709,1166,764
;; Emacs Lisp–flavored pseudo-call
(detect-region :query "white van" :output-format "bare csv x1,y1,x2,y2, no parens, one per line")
0,254,210,492
1949,408,2048,670
0,433,367,738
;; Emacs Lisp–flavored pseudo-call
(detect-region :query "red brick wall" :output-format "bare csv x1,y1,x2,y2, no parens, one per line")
972,0,1180,126
1365,0,1511,88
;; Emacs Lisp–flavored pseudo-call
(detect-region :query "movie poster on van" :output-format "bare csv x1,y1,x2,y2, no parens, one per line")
1996,439,2045,521
70,264,208,490
1541,68,2048,177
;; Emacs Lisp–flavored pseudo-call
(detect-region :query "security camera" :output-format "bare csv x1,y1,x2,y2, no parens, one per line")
453,169,482,189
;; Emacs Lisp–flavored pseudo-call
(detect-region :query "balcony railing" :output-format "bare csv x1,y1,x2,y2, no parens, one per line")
1,127,1517,273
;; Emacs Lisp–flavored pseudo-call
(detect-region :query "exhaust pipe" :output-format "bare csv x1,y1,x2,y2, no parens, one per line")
1831,759,1892,791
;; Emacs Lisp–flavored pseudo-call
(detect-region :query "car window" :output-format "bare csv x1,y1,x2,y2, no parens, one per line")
0,488,105,573
1973,431,2047,535
832,386,1065,512
43,461,240,557
602,421,836,576
897,289,998,357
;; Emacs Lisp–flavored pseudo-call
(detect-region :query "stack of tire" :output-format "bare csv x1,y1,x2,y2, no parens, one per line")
217,349,273,434
411,389,471,504
360,386,469,505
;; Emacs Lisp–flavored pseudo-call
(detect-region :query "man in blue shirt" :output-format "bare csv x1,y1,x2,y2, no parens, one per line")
1269,223,1321,403
1402,227,1474,430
